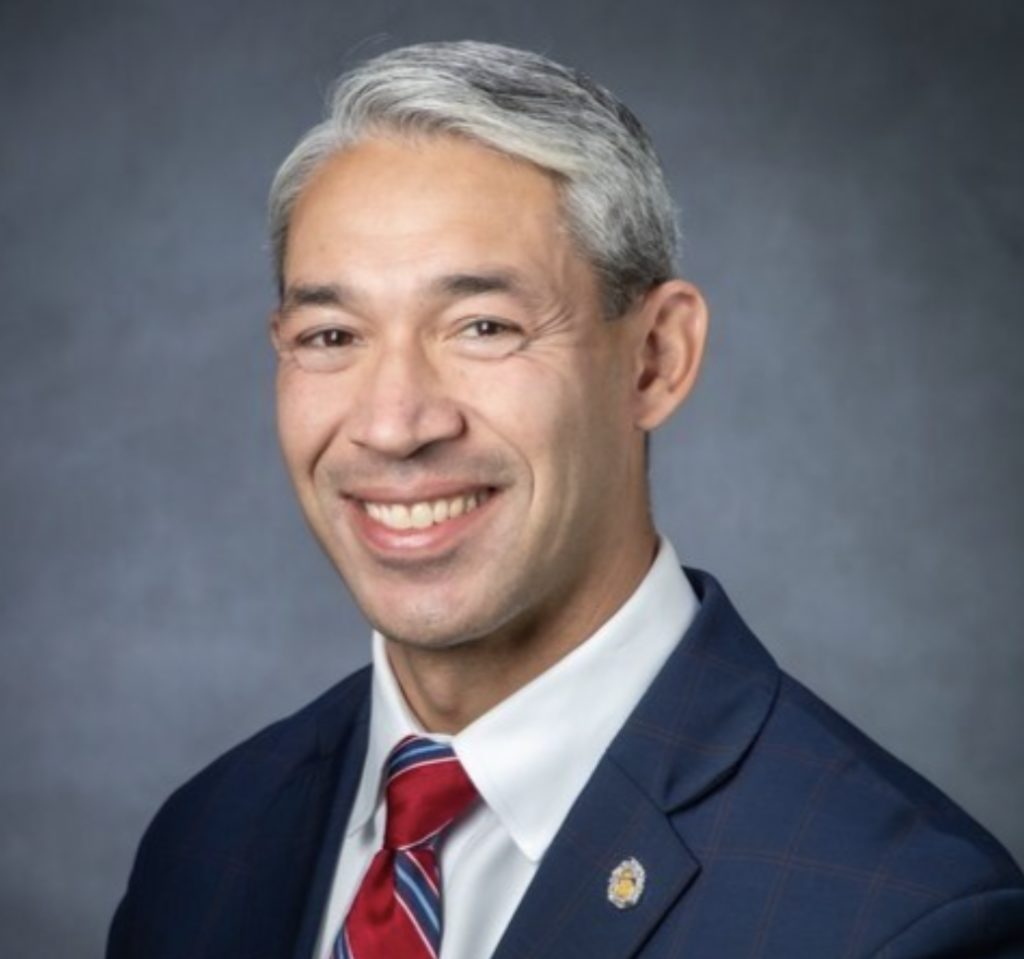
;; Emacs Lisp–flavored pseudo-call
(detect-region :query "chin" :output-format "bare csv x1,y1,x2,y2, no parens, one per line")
365,591,514,652
371,616,478,651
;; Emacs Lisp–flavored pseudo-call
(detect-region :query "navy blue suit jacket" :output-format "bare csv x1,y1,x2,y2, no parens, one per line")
108,570,1024,957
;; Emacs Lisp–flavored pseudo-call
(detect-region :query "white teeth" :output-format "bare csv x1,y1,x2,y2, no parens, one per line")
388,504,411,529
410,503,433,529
364,491,490,531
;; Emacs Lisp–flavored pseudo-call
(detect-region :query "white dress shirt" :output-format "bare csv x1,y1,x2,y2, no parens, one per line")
314,538,699,959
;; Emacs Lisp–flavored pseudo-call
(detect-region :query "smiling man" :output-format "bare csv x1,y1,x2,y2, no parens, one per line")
108,42,1024,959
272,132,693,734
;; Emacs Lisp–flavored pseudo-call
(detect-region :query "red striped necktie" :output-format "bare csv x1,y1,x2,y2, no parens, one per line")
335,736,478,959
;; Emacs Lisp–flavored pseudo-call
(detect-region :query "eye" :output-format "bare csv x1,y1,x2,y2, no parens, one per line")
454,316,527,358
461,317,516,338
298,327,356,349
276,323,360,373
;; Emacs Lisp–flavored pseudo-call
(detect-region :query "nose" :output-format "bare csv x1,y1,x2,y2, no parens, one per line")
346,338,465,458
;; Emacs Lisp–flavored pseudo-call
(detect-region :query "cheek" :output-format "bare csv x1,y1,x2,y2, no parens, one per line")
275,372,339,475
470,365,601,513
554,364,637,494
465,362,578,448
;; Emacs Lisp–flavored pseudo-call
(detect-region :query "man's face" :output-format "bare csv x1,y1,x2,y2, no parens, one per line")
274,135,652,653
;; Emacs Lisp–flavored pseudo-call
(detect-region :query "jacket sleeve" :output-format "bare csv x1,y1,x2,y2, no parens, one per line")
872,887,1024,958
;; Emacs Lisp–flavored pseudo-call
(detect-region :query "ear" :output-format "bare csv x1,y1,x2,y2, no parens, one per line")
630,279,708,430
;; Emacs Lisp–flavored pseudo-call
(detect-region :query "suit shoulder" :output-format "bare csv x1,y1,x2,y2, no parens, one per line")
756,672,1023,895
673,670,1024,953
107,668,372,956
138,664,371,856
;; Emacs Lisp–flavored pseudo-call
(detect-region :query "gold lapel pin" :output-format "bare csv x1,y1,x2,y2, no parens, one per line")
607,857,646,909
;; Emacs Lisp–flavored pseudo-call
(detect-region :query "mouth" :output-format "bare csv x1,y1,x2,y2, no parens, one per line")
341,485,499,558
360,488,494,531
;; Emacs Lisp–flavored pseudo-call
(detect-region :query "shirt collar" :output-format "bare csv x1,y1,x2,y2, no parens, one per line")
346,538,699,863
344,632,435,838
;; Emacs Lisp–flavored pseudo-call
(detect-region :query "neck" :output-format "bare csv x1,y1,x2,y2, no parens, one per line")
385,526,659,733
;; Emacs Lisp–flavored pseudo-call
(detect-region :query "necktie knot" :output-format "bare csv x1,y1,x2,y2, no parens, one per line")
383,735,477,850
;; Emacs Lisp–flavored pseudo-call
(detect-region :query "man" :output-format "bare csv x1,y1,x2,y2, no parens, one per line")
108,41,1024,958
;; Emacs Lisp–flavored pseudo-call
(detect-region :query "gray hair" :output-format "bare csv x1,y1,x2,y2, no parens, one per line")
268,41,679,317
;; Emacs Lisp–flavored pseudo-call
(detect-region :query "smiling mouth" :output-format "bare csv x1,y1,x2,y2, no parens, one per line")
359,489,494,531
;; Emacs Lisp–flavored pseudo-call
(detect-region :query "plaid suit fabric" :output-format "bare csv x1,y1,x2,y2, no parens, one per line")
107,570,1024,959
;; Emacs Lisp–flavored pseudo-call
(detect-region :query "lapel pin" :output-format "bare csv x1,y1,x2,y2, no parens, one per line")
607,857,646,909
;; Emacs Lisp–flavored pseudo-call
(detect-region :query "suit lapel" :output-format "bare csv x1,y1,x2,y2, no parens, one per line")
491,757,699,959
291,675,372,959
493,569,780,959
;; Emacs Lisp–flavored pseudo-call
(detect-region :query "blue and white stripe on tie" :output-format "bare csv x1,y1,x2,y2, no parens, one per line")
387,738,456,781
395,849,442,954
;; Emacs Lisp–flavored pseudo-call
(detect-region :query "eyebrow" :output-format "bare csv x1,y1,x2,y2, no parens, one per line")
431,270,532,302
279,283,353,315
280,270,541,317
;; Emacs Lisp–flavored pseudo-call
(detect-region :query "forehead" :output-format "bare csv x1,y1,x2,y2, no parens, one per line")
282,135,588,296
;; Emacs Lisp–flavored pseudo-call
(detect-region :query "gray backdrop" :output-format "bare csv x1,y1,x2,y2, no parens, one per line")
2,0,1021,954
